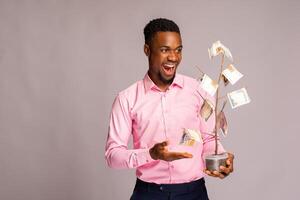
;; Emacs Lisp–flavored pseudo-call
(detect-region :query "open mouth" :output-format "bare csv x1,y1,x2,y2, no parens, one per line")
162,63,176,75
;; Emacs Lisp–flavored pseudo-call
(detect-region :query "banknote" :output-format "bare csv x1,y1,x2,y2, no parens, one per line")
200,99,214,121
222,64,243,85
216,111,228,136
180,129,202,146
208,40,233,62
200,74,218,96
227,88,251,109
222,74,229,86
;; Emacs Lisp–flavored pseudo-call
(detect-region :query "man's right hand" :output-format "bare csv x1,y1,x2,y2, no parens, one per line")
149,141,193,161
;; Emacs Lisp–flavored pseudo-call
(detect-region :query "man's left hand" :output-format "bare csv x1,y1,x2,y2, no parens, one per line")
203,152,234,179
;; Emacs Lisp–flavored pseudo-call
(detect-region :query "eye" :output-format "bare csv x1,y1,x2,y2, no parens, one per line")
175,47,182,53
160,48,169,53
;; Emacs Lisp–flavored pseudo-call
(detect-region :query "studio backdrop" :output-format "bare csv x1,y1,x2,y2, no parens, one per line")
0,0,299,199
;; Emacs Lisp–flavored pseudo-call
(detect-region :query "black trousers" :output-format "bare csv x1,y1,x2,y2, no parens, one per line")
130,178,209,200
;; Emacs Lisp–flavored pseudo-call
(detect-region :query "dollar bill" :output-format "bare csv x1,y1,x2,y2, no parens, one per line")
180,129,202,146
200,74,218,96
227,88,251,109
200,99,214,121
222,64,243,85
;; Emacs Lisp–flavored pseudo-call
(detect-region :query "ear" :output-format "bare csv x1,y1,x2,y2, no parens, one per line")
144,44,150,56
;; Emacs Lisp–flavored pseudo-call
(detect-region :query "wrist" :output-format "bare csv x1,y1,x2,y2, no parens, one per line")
149,147,158,160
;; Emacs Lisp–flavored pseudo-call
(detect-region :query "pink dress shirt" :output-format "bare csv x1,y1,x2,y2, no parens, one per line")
105,73,225,184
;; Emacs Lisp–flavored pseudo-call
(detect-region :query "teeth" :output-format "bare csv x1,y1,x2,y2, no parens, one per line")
164,64,175,68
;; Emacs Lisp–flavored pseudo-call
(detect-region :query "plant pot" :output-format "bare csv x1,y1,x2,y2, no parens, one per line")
205,152,228,172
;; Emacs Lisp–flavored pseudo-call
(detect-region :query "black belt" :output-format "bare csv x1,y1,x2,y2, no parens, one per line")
134,178,206,193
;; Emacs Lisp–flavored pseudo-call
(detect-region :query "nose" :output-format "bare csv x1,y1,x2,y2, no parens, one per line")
167,50,178,62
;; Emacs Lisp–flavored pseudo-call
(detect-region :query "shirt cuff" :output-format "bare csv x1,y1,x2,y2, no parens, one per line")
136,148,155,166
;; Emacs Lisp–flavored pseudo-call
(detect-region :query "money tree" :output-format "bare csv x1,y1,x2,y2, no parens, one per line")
198,41,251,171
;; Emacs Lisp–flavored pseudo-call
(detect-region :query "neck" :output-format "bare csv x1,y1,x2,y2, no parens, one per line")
147,71,172,92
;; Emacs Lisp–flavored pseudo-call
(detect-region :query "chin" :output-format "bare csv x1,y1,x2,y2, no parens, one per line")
160,74,175,84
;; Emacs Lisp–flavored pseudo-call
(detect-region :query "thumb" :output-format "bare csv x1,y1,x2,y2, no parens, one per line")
161,141,169,146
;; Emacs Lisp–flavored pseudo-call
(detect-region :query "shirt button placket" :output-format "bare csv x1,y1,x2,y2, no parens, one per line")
161,93,168,138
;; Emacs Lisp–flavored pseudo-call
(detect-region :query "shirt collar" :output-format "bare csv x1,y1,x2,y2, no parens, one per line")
143,73,184,93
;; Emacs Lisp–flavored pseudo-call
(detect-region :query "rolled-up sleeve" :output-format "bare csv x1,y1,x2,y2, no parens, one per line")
105,94,154,169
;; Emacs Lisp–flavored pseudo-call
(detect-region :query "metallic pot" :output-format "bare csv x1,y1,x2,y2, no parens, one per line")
205,152,228,171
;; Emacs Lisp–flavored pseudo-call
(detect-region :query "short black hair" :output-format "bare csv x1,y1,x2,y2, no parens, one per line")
143,18,180,45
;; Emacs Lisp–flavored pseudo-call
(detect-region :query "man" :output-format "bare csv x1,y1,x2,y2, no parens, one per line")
105,18,234,200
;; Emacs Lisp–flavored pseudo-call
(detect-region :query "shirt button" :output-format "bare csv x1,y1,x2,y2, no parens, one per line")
160,186,163,191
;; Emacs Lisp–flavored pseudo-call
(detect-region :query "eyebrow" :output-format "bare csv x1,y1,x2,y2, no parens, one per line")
160,45,183,49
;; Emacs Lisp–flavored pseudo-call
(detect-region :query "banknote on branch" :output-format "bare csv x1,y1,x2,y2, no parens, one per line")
200,74,218,96
222,64,243,85
227,88,251,109
200,99,214,121
208,40,233,62
180,129,202,146
217,111,228,136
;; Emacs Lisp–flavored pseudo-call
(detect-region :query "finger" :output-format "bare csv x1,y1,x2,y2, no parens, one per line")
161,141,169,146
171,153,191,160
182,152,193,158
159,142,166,147
225,155,234,172
173,152,193,159
214,170,226,179
204,170,217,177
212,170,220,176
165,152,193,161
204,170,213,176
227,153,234,162
228,152,234,159
157,142,168,151
160,141,169,151
209,170,220,178
219,165,230,174
219,173,225,179
226,159,231,166
160,145,168,151
225,161,233,173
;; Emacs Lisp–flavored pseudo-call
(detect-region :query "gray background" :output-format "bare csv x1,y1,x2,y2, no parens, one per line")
0,0,299,199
